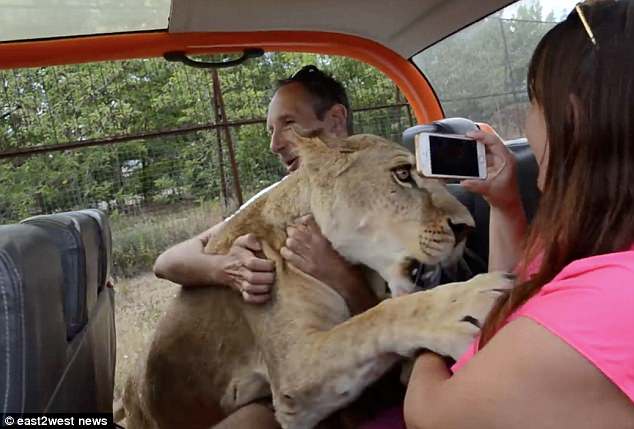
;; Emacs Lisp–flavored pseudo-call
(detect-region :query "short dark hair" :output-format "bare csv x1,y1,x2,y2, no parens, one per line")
276,65,353,134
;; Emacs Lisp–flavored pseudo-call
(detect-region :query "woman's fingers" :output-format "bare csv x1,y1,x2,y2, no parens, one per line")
460,178,489,194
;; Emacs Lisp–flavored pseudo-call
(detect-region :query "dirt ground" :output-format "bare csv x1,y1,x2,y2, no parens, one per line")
113,273,180,403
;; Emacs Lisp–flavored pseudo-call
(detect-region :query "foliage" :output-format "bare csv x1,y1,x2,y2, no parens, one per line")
0,52,408,223
416,0,557,138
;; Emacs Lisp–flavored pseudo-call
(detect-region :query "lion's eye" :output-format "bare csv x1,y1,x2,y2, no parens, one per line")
391,166,416,187
394,168,410,181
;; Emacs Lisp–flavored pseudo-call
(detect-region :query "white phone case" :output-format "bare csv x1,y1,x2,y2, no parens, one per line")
414,132,487,180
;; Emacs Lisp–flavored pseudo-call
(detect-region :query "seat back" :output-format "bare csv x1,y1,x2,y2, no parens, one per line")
0,224,67,413
0,210,115,413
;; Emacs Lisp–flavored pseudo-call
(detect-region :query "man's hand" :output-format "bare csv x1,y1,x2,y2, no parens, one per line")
222,233,276,304
280,215,377,314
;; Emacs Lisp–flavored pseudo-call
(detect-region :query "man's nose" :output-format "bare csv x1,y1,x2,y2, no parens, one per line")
270,129,288,154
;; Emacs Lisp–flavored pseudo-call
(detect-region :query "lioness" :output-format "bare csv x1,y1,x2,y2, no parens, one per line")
122,130,512,429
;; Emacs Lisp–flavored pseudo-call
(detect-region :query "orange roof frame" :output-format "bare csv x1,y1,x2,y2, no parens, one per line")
0,31,443,123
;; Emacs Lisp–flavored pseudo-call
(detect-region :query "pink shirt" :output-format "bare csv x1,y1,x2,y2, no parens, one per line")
361,248,634,429
452,248,634,403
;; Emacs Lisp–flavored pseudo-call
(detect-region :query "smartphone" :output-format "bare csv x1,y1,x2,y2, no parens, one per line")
414,132,487,180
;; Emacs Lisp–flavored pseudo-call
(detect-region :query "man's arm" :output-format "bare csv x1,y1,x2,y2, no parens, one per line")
154,224,275,304
154,223,225,287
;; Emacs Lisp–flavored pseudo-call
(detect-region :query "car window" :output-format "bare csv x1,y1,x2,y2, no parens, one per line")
0,52,419,401
0,53,414,276
413,0,578,140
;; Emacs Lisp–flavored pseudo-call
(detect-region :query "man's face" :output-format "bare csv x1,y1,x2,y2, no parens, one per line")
266,82,346,172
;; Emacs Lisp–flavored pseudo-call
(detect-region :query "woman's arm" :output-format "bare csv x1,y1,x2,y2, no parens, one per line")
460,130,528,272
488,202,527,272
403,317,634,429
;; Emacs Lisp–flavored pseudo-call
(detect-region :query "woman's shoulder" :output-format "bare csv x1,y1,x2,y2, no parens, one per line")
513,247,634,333
513,249,634,404
514,248,634,334
527,248,634,297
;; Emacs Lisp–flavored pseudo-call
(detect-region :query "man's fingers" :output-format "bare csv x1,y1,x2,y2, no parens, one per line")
287,224,310,242
296,214,319,230
236,279,272,304
280,245,295,262
241,281,272,294
281,246,305,266
241,290,271,304
281,246,315,275
286,236,310,255
235,233,262,252
245,271,275,285
244,256,275,272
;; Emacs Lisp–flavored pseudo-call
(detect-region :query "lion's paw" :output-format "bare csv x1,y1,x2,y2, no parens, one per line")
424,271,515,360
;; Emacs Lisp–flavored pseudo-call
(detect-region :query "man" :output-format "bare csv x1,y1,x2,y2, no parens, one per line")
153,65,378,428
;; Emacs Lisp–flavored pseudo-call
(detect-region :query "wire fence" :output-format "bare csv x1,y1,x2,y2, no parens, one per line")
1,54,414,277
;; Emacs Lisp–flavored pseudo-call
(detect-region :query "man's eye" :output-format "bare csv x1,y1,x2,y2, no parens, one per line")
285,119,295,126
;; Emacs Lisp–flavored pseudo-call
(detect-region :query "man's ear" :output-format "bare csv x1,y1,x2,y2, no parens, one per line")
324,103,348,137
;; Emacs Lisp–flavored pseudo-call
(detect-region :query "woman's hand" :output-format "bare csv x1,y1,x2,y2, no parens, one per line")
460,129,522,211
281,215,377,314
461,129,528,271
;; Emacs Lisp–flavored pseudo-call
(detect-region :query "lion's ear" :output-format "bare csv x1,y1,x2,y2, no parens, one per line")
299,140,360,181
289,126,363,177
294,132,338,166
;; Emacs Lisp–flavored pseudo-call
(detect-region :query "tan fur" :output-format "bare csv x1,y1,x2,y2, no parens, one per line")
122,131,513,429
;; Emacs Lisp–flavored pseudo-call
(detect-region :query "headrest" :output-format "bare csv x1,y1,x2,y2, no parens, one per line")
401,117,480,153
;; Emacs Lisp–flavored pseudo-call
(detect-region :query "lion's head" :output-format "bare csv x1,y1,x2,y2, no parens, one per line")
294,131,474,296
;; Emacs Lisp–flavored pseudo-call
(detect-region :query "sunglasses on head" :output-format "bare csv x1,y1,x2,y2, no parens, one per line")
575,2,598,47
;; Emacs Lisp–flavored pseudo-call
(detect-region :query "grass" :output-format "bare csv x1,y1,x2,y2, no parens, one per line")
110,201,225,404
113,273,180,404
110,192,262,405
110,200,224,279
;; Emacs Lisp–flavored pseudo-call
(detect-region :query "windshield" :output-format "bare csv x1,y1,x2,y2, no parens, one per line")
0,0,171,42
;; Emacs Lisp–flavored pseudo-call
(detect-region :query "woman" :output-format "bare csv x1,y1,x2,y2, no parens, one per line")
402,1,634,428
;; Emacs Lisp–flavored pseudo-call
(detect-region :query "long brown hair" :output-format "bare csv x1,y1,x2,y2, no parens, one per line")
480,0,634,347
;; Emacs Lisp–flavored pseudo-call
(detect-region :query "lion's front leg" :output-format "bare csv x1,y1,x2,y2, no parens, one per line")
271,272,514,429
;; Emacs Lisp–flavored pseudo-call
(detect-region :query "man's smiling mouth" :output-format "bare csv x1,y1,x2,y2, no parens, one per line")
286,157,300,172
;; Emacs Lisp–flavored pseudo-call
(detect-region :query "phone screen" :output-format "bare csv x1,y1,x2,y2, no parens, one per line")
429,135,479,177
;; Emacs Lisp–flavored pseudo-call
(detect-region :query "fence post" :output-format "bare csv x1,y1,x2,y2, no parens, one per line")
211,69,243,208
209,70,229,207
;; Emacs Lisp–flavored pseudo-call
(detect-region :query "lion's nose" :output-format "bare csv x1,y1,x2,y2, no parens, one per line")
448,220,472,245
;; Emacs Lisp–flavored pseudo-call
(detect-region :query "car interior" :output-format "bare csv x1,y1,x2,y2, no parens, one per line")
0,0,557,419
